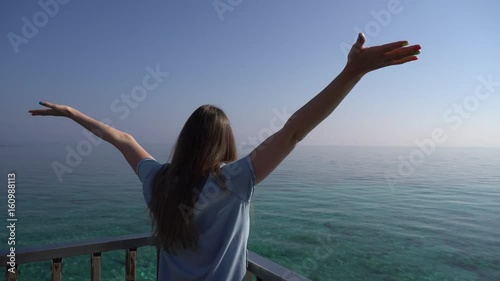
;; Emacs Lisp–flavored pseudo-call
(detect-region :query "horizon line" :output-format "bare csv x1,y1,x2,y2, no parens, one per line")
1,142,500,149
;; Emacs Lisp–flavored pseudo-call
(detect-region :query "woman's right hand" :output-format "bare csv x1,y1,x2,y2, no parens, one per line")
29,101,73,117
345,33,421,76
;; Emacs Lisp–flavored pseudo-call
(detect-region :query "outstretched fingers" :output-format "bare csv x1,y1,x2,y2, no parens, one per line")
39,101,56,108
377,40,410,53
391,55,419,66
29,101,65,116
386,44,421,58
29,109,54,116
384,44,421,64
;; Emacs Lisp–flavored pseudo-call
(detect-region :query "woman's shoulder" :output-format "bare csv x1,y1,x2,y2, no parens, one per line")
137,158,167,183
220,155,256,202
221,155,255,179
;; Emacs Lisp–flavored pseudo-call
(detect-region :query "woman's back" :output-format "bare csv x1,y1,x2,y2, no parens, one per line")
138,155,256,281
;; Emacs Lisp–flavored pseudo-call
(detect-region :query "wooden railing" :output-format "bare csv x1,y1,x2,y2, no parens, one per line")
0,233,312,281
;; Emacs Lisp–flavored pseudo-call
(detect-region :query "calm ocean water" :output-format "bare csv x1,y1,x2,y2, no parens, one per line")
0,143,499,281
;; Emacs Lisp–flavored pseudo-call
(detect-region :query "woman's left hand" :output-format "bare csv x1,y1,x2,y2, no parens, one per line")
345,33,421,76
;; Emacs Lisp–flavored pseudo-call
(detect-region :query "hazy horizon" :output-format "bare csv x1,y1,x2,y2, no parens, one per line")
3,142,500,149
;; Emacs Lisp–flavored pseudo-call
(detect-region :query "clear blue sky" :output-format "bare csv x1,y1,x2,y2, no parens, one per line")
1,0,499,147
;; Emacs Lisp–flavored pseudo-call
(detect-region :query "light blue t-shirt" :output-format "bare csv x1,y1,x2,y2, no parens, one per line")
136,155,256,281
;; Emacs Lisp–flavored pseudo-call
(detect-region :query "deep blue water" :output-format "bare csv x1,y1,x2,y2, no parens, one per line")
0,144,499,280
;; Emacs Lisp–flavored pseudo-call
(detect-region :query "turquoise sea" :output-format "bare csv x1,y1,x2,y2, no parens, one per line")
0,144,499,281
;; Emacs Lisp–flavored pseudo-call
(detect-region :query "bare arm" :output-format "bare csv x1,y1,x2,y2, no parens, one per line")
251,33,421,184
29,102,152,174
250,67,362,184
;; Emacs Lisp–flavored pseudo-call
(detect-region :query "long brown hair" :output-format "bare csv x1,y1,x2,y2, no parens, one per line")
149,105,238,253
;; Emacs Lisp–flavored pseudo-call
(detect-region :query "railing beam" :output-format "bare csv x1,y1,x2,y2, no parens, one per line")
0,233,156,265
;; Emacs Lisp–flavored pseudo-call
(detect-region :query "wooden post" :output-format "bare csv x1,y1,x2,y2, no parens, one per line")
6,265,19,281
90,253,101,281
51,258,63,281
125,248,137,281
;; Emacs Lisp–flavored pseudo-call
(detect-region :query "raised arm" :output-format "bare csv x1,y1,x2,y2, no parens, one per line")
250,33,421,184
29,102,152,174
